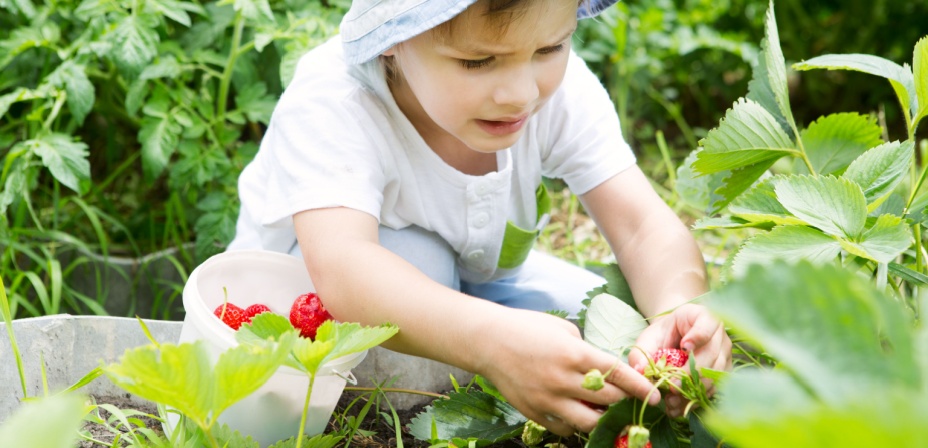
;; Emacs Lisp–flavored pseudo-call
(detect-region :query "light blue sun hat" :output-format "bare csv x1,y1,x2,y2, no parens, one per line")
340,0,620,64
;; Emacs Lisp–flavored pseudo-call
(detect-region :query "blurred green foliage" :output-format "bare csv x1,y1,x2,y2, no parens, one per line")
574,0,928,159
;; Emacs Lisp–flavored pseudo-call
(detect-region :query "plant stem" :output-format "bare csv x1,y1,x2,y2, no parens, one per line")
901,126,924,274
43,93,67,131
0,277,28,397
215,11,245,135
343,386,447,399
655,131,677,187
296,374,315,448
876,262,888,291
645,86,699,150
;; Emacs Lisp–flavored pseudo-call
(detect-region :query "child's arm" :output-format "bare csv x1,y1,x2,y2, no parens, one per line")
579,165,732,414
293,207,658,436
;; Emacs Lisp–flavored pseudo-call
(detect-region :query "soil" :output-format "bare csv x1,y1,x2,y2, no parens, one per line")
78,394,165,447
79,392,542,447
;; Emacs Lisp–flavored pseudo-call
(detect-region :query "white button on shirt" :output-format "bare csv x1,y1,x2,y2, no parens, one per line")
473,213,490,228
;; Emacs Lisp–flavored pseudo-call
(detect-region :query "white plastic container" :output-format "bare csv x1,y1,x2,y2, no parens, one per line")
171,250,366,446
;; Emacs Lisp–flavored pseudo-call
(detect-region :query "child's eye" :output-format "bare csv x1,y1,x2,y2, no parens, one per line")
537,44,566,55
460,57,493,70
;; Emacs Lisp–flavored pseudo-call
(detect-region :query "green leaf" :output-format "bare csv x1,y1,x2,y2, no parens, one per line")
267,433,343,448
583,293,648,357
693,98,795,175
579,263,634,330
889,262,928,286
0,163,29,214
688,412,727,448
708,370,928,448
0,27,51,68
316,321,398,369
46,60,95,124
104,342,216,426
728,176,804,226
214,332,296,415
842,140,913,208
706,260,921,404
774,175,867,238
148,0,205,26
793,53,918,121
585,399,663,448
408,390,526,445
692,216,763,230
105,338,292,429
0,87,50,121
140,55,183,80
125,79,148,116
796,113,884,175
710,159,777,214
111,14,160,74
675,149,729,213
913,36,928,132
25,133,91,194
840,214,912,264
232,0,274,22
202,422,261,447
746,44,790,137
730,225,841,278
74,0,116,20
195,191,239,259
139,114,182,181
6,0,37,18
238,311,295,343
600,262,635,308
747,1,794,134
0,393,86,447
234,83,276,124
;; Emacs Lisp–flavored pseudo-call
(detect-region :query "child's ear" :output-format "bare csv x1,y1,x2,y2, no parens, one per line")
381,46,396,57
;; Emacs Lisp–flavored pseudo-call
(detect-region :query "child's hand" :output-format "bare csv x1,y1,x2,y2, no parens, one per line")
475,307,659,436
628,303,731,417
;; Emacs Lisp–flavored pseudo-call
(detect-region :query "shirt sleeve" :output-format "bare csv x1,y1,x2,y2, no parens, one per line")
538,49,636,195
257,50,388,228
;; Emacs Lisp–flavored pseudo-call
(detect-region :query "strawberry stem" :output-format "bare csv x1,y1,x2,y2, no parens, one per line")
295,373,315,448
220,286,229,320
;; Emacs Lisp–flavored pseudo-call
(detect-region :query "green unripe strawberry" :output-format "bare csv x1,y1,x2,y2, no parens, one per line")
521,419,546,446
582,368,605,391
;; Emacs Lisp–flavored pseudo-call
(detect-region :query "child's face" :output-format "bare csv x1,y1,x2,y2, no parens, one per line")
386,0,578,154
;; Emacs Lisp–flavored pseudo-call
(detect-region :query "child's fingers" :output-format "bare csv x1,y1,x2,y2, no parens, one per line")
602,359,661,406
678,307,724,352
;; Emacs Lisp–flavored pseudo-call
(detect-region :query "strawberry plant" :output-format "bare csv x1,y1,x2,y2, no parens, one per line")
0,273,399,447
676,0,928,305
407,266,724,448
703,259,928,447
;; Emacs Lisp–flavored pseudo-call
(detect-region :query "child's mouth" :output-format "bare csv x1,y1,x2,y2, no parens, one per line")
475,115,528,136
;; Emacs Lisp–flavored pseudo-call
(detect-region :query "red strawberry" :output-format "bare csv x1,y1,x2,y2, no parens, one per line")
580,399,608,412
214,303,248,330
289,292,333,340
614,434,651,448
245,303,272,322
652,348,689,368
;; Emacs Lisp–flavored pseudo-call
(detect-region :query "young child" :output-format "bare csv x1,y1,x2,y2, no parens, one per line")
228,0,731,435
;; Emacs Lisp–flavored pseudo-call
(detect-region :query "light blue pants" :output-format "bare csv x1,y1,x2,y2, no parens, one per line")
377,225,605,317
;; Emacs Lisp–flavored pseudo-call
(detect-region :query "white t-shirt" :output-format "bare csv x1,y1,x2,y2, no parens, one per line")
228,36,635,283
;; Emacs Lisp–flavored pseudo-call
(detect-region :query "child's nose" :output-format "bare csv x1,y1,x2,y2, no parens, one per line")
492,65,539,108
